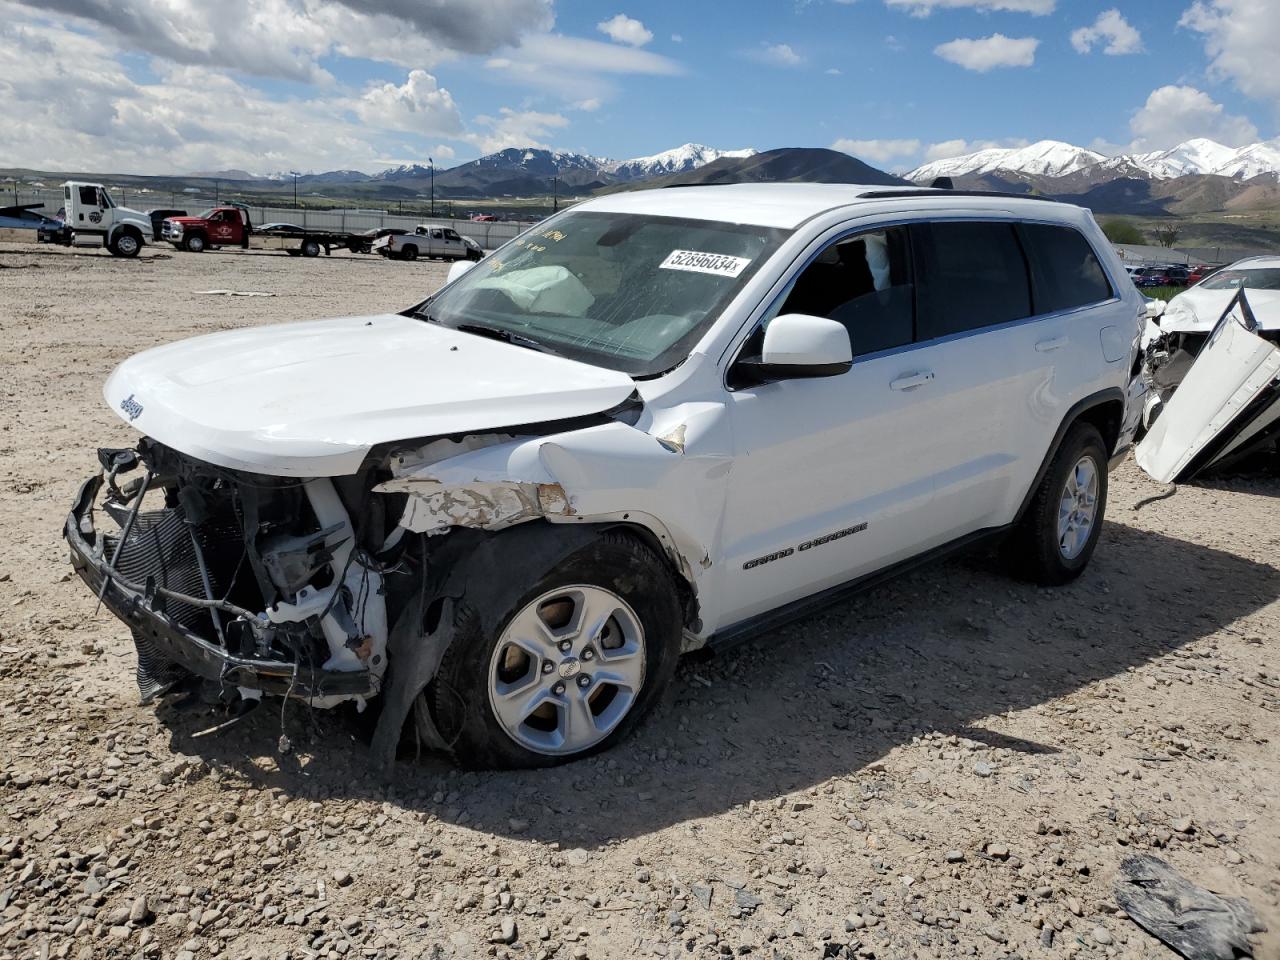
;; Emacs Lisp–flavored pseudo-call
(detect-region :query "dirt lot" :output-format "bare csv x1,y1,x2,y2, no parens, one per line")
1,240,1278,960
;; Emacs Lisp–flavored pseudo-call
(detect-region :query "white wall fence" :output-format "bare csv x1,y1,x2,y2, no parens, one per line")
6,187,538,250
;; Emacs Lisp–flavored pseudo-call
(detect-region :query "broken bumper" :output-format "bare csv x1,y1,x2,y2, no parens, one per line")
64,475,372,699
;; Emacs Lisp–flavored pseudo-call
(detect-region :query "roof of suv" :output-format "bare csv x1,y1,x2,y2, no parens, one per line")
578,182,1075,230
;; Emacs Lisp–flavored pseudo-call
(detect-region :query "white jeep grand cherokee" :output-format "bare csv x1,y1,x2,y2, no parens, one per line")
66,183,1143,770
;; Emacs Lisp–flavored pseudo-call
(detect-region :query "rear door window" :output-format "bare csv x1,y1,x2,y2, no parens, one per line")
1018,223,1113,313
912,222,1032,341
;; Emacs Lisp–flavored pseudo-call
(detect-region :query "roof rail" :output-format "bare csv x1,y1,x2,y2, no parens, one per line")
858,187,1061,203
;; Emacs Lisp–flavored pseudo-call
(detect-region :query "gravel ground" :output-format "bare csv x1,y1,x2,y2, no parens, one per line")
1,241,1278,960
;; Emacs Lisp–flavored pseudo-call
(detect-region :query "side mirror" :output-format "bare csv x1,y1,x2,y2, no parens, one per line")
1144,299,1167,320
447,259,476,285
735,313,853,385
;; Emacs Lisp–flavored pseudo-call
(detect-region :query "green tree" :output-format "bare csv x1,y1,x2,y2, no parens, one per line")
1101,219,1144,245
1153,223,1181,248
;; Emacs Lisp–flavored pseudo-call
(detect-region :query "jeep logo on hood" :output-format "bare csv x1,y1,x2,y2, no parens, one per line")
120,394,144,422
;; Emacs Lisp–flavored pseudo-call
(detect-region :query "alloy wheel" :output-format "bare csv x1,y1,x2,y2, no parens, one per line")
487,585,646,756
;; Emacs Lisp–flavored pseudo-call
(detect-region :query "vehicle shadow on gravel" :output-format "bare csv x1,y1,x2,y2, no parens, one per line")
156,519,1280,845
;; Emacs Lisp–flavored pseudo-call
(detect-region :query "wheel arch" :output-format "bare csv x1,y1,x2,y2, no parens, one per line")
113,222,143,242
1013,388,1124,526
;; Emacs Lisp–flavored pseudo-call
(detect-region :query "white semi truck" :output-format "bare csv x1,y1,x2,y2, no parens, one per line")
53,181,168,258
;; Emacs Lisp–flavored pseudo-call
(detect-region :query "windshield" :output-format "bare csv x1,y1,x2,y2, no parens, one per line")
1200,267,1280,291
197,208,216,219
419,210,790,376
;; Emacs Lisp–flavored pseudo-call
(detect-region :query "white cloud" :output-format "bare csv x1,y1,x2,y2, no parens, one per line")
1180,0,1280,102
484,33,682,98
922,138,1029,162
1129,84,1258,150
0,21,393,174
825,67,843,75
671,33,684,43
431,145,457,161
748,42,805,67
832,138,922,165
596,13,653,47
887,0,1054,16
1071,9,1142,55
7,0,554,81
354,70,462,135
573,98,603,112
469,108,570,154
934,34,1039,71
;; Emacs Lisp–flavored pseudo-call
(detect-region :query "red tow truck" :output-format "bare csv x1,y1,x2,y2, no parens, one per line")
160,205,365,257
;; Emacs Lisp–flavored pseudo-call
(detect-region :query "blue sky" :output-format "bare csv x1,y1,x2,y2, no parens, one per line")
1,0,1275,175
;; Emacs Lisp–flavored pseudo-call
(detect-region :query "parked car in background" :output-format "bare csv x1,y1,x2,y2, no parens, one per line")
1186,264,1222,286
373,223,483,262
1140,256,1280,427
66,184,1142,770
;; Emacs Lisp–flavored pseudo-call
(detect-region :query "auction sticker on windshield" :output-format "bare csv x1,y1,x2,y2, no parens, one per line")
659,250,751,278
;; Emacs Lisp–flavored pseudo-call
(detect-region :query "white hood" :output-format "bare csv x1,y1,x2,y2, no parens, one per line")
1159,286,1280,334
103,314,636,477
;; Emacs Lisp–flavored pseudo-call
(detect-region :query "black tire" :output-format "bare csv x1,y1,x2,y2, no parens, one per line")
183,234,206,253
423,532,682,770
109,230,142,258
301,239,321,258
400,244,418,262
1003,422,1108,586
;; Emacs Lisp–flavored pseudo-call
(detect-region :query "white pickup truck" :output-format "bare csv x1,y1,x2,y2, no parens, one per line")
373,223,484,262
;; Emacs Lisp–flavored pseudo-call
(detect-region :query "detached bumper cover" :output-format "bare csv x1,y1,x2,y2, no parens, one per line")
64,475,371,699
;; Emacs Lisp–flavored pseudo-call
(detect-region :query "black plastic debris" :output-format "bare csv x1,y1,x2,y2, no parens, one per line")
1115,855,1266,960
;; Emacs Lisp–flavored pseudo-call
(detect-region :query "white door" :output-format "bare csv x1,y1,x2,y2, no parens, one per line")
718,226,945,625
716,220,1050,628
71,184,106,246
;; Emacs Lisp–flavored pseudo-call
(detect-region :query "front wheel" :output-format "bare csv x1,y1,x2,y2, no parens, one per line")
1003,422,1108,586
183,234,206,253
110,231,141,257
421,534,682,769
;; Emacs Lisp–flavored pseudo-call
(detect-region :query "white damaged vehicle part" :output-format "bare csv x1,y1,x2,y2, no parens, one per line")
102,314,636,477
1140,258,1280,428
1136,290,1280,483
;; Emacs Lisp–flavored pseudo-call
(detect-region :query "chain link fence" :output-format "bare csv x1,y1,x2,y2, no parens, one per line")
4,186,537,250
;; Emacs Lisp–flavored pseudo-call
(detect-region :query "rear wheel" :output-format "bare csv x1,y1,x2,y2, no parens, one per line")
301,239,321,258
421,534,682,769
183,234,206,253
400,244,418,262
1004,422,1108,586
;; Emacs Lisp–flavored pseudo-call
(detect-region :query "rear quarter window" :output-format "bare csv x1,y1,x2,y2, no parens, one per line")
1018,223,1113,313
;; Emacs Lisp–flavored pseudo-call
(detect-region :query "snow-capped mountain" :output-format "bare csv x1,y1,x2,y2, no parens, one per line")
608,143,757,181
1125,139,1243,179
907,141,1106,183
907,137,1280,184
375,144,754,183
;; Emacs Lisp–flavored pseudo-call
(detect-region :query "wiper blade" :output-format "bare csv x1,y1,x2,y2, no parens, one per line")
456,322,556,355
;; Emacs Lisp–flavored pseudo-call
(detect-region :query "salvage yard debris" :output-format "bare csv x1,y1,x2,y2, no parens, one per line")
1116,855,1266,960
196,289,275,297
